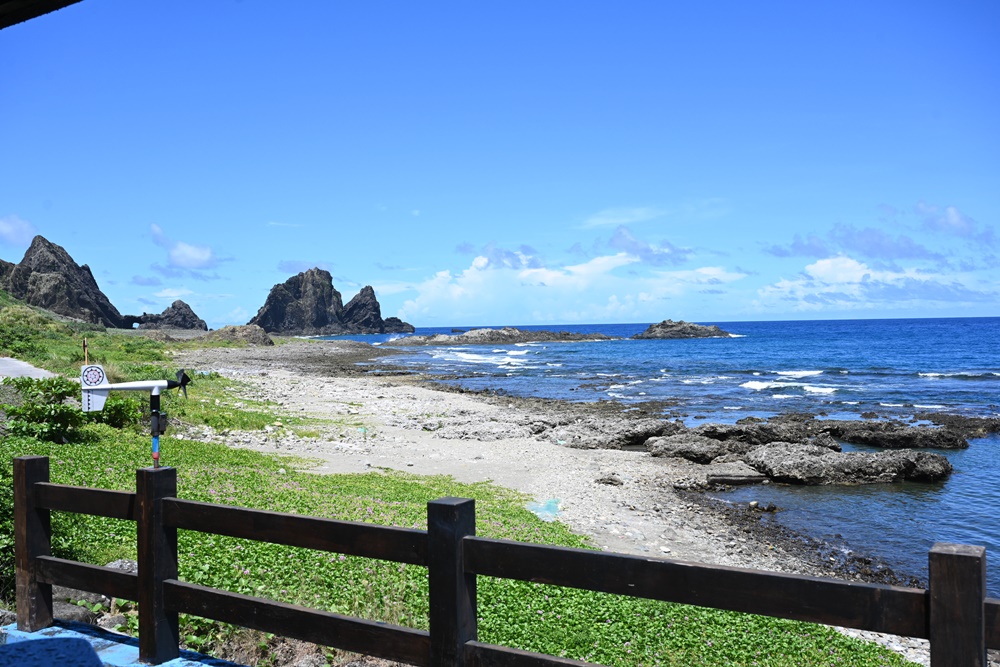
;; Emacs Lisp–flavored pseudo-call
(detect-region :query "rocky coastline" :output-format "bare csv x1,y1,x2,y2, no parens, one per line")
167,336,1000,667
391,322,737,346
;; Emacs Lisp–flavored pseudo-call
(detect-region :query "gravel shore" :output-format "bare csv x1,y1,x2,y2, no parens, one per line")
169,337,968,666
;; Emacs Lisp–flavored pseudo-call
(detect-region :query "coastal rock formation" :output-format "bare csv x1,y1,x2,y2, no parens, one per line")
686,416,968,451
384,317,416,334
125,300,208,331
743,442,952,485
393,327,616,346
646,415,961,485
248,268,412,335
632,319,732,339
200,324,274,346
824,421,969,449
0,235,126,328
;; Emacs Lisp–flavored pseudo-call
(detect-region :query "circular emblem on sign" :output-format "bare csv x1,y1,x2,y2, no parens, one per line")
82,365,106,387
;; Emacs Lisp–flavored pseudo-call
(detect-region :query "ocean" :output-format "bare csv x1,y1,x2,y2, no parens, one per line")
320,317,1000,596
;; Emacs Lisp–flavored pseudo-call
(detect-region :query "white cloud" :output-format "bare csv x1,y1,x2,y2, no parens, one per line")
154,288,193,299
150,224,220,272
582,207,665,228
0,215,37,245
170,242,215,269
396,253,745,325
755,255,995,312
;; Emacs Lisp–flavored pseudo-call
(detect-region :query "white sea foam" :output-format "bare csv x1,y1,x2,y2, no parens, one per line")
742,380,800,391
546,363,563,367
608,384,626,390
914,404,946,409
880,403,905,407
803,385,837,395
842,401,860,405
776,370,823,379
724,406,743,410
628,380,644,385
772,394,799,399
728,334,747,338
506,350,530,356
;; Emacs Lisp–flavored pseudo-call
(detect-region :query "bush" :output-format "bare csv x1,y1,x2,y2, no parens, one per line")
1,376,83,442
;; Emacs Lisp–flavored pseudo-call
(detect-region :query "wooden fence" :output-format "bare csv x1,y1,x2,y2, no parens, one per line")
13,455,1000,667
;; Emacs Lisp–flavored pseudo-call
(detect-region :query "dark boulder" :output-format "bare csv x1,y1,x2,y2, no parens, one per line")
647,433,745,463
385,316,416,333
632,319,732,339
743,442,952,485
825,421,969,449
0,235,126,327
554,416,682,450
202,324,274,346
691,420,829,448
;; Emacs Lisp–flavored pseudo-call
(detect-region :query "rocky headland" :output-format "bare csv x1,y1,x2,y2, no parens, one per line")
248,269,414,336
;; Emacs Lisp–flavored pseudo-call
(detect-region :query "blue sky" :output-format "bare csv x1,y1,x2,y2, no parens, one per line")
2,1,998,328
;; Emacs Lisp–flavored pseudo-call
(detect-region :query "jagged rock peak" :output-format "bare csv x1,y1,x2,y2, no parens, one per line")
127,300,208,331
248,269,413,335
0,235,126,328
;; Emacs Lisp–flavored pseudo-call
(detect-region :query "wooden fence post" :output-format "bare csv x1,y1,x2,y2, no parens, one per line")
137,466,179,664
428,497,477,667
929,542,986,667
14,456,53,631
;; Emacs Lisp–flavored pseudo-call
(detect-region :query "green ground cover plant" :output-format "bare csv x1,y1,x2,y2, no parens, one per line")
0,294,916,665
0,429,916,666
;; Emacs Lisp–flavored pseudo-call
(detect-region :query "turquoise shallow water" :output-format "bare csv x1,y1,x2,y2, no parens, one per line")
322,317,1000,595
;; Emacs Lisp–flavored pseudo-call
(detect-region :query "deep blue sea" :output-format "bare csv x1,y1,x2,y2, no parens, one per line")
320,317,1000,595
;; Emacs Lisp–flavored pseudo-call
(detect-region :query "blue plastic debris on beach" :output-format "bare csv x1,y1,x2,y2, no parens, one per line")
526,498,560,522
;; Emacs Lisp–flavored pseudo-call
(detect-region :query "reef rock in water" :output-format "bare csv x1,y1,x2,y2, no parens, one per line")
632,319,732,339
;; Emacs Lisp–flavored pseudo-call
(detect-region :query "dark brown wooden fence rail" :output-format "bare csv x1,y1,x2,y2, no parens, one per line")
13,455,1000,667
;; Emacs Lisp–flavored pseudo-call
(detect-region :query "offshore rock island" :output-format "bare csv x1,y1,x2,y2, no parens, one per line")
632,319,733,339
394,320,730,346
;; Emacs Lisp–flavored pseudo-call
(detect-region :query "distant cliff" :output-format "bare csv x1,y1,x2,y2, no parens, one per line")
248,268,413,335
